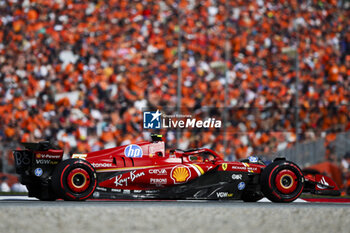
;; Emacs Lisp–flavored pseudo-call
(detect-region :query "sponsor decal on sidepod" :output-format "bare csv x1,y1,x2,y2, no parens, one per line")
216,192,233,198
124,144,143,158
170,165,191,184
150,178,167,184
149,169,167,175
114,170,145,186
232,174,242,180
91,163,113,168
238,182,246,190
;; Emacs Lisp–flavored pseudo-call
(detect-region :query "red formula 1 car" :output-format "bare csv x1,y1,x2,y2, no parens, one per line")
12,135,340,202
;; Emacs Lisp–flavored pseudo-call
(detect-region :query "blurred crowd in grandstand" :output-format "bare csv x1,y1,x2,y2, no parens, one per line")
0,0,349,172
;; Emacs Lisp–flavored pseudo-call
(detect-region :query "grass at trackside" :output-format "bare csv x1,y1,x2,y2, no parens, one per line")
0,192,27,196
300,193,350,199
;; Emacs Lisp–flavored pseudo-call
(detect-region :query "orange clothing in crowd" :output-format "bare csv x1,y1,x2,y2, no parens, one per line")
0,0,349,162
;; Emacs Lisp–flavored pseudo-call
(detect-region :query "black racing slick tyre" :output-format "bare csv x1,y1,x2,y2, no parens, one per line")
260,160,304,203
26,183,57,201
51,159,97,201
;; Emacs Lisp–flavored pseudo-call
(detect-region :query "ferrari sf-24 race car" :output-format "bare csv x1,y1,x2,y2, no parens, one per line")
13,135,340,202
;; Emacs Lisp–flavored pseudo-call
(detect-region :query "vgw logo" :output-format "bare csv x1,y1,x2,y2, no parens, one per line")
143,110,161,129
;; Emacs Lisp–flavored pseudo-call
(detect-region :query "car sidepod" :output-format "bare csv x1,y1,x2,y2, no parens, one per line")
92,164,258,200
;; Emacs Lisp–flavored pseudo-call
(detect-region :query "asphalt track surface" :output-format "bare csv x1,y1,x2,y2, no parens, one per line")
1,197,350,233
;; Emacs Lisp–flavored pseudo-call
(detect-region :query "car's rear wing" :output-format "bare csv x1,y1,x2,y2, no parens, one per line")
13,141,63,175
21,141,59,151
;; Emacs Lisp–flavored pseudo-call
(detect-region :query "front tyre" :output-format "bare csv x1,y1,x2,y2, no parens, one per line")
51,159,97,201
261,160,304,203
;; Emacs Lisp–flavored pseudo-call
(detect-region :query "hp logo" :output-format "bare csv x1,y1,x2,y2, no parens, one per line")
124,144,143,158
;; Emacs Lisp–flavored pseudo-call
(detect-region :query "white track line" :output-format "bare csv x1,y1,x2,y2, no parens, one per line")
258,198,307,203
0,196,38,201
0,195,309,202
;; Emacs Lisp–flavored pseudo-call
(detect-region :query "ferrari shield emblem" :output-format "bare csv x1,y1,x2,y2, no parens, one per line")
222,163,227,171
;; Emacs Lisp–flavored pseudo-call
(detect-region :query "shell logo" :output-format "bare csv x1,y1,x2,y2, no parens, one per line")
171,165,191,184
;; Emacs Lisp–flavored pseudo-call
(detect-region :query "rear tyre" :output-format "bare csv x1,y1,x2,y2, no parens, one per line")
260,160,304,203
51,159,97,201
26,183,57,201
